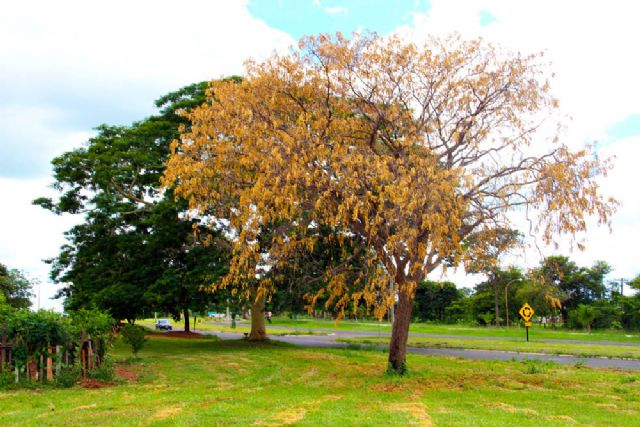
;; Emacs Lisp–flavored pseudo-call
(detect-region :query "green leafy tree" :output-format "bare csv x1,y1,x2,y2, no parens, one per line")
619,296,640,330
571,304,599,332
464,229,523,327
0,264,34,310
268,225,378,318
35,82,230,328
144,199,229,331
472,267,526,326
533,256,610,323
414,281,463,322
120,324,147,356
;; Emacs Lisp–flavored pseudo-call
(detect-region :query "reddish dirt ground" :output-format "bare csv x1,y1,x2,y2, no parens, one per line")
115,365,139,382
78,378,110,389
78,364,140,388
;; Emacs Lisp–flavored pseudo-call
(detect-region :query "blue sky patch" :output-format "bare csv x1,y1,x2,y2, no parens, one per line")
607,114,640,139
479,10,497,26
248,0,431,39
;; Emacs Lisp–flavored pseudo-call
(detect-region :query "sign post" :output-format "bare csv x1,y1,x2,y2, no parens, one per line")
519,303,535,342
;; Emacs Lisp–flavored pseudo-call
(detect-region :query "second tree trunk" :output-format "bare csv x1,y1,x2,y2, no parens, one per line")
249,297,267,341
387,289,414,374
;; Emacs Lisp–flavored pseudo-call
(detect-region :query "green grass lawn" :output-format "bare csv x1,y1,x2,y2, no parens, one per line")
271,317,640,342
339,336,640,359
1,335,639,426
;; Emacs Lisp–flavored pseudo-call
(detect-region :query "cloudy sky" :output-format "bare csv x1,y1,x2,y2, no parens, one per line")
1,0,638,311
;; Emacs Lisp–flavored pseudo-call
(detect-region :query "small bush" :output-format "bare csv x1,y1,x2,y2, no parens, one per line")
120,324,147,356
522,359,556,374
524,363,543,374
0,366,14,388
610,320,623,330
56,366,81,388
89,357,115,382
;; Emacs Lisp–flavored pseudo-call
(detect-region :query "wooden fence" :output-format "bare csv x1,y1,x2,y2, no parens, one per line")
0,342,12,371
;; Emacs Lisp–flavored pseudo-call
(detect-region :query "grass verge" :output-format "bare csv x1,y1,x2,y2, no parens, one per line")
338,336,640,359
1,335,638,426
270,318,640,343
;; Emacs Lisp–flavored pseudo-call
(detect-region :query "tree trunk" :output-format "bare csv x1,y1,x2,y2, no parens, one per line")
561,307,568,325
249,297,267,341
183,307,190,333
388,289,414,374
493,281,500,327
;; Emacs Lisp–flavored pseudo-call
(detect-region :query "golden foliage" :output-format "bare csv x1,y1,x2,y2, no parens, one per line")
163,33,616,313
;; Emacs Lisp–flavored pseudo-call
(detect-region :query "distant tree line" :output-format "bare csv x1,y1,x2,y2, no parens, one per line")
412,256,640,331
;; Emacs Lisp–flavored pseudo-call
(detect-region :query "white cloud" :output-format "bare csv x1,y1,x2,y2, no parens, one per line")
0,177,81,311
0,0,296,310
0,0,294,91
0,105,93,178
0,0,296,178
395,0,640,284
397,0,640,148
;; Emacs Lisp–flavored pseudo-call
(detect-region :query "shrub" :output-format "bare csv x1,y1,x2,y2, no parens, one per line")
88,357,115,382
56,366,81,388
120,324,147,356
569,304,599,332
0,365,14,388
1,308,115,387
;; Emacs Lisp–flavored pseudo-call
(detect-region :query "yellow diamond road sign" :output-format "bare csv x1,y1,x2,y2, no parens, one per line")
519,303,535,322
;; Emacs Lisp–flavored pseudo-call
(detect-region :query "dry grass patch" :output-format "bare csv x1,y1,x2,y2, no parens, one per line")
72,403,97,411
484,401,538,415
260,407,307,426
546,414,577,423
389,402,433,427
596,403,618,409
256,395,344,426
152,405,182,420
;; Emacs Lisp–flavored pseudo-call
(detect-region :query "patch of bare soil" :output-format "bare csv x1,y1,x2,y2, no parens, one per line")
77,363,140,388
78,378,111,389
115,365,139,382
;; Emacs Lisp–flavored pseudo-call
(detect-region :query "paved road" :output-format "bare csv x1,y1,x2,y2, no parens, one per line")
187,328,640,370
199,321,640,347
262,325,640,347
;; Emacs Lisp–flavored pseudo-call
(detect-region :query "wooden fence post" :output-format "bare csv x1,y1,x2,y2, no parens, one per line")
47,347,53,381
80,348,86,375
55,345,61,377
29,356,37,381
87,339,94,371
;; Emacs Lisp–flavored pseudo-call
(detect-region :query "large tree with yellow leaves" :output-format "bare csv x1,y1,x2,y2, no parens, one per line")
164,33,616,373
